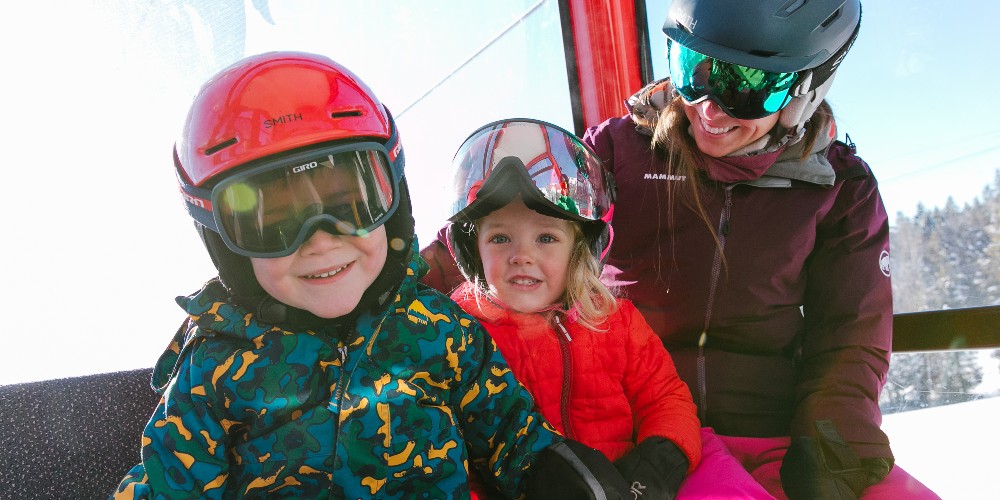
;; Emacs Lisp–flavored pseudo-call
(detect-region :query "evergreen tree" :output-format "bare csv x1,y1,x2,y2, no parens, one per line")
881,351,984,413
882,169,1000,413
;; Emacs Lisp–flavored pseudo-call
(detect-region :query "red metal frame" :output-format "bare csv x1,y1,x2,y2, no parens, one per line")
565,0,645,129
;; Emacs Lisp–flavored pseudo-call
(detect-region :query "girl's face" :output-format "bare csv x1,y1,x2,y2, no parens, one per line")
683,98,781,157
251,227,387,319
477,197,575,314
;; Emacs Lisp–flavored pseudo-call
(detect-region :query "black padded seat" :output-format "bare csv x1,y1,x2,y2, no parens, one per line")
0,368,158,499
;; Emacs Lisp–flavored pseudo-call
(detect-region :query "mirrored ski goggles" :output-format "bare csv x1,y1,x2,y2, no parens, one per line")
183,141,400,258
668,41,799,119
449,118,614,224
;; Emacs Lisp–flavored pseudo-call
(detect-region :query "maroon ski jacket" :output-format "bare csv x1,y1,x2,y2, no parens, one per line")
420,115,893,461
580,114,893,461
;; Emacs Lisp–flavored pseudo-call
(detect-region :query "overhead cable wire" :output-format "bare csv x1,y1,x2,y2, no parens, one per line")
395,0,547,118
882,142,1000,183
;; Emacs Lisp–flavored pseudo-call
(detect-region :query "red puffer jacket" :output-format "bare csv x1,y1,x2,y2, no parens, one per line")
452,285,702,472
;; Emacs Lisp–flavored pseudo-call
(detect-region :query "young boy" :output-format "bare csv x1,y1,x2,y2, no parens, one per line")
113,51,628,499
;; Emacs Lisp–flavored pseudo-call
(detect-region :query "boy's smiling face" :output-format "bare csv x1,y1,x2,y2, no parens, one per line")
251,227,387,319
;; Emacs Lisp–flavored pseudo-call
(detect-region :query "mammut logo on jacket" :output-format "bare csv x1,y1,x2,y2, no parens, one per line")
643,173,687,181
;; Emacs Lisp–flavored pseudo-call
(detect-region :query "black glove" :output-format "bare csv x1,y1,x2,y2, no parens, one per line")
614,437,688,499
524,439,630,500
780,420,893,500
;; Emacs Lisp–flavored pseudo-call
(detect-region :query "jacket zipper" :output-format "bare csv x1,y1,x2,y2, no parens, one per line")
551,313,576,440
328,328,353,477
698,187,732,423
329,314,389,482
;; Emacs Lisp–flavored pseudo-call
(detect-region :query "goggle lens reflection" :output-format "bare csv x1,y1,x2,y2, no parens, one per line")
668,41,798,119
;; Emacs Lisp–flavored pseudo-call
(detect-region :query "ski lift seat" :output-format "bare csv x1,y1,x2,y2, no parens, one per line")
0,367,158,499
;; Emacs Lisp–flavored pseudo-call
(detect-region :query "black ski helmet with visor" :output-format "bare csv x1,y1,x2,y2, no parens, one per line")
445,118,616,286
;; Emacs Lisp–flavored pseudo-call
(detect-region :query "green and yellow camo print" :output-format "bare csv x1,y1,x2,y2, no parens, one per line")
114,242,559,499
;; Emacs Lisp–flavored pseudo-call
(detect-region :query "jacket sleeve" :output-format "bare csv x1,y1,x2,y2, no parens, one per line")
620,300,702,472
418,225,466,296
452,313,564,498
794,151,893,462
112,339,231,499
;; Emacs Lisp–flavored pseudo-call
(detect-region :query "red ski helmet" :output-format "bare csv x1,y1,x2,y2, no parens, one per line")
176,51,395,188
174,51,413,315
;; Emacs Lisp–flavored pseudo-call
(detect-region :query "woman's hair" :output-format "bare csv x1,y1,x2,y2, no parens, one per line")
648,95,834,257
469,218,617,330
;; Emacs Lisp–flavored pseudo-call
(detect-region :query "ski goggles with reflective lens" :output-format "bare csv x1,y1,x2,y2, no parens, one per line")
448,118,614,225
182,141,401,258
667,40,800,120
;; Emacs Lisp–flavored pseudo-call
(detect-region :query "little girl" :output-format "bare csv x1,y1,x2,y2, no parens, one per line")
438,118,776,499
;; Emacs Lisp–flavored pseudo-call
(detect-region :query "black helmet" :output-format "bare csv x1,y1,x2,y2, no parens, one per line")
664,0,861,135
663,0,860,75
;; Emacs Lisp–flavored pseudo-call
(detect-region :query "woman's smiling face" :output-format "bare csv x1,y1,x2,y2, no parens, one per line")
683,98,780,157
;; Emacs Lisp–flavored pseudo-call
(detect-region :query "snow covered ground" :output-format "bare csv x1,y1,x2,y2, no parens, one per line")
881,396,1000,498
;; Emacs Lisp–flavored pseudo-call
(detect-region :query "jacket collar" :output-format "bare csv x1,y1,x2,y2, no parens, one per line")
742,118,838,188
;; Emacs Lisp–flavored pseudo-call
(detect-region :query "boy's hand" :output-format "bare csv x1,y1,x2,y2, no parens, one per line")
614,437,688,499
525,439,629,499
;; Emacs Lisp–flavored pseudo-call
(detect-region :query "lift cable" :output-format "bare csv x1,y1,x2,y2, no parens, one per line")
395,0,547,118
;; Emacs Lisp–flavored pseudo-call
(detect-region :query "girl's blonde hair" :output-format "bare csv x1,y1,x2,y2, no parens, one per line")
470,218,616,330
562,222,617,330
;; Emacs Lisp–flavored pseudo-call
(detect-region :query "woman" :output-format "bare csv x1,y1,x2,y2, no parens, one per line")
580,0,937,498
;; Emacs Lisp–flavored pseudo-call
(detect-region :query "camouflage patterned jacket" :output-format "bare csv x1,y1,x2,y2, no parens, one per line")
114,251,559,499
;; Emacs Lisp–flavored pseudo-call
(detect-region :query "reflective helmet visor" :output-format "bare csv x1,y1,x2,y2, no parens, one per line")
449,119,614,225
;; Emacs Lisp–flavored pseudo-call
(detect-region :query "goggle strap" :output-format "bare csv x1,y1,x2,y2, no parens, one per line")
382,107,405,177
797,21,860,95
790,71,813,98
599,204,615,262
181,185,219,232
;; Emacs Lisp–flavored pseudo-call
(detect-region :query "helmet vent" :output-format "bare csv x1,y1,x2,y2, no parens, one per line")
820,9,842,28
330,110,363,118
204,137,238,156
776,0,806,17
